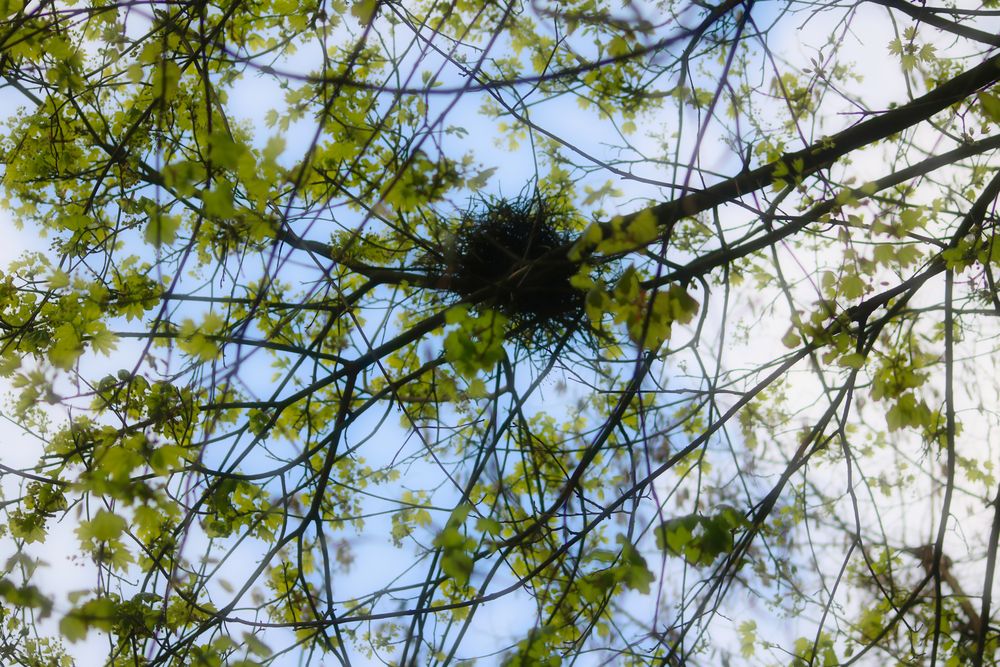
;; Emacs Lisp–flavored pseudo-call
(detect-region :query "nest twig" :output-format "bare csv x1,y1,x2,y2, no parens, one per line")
445,192,586,344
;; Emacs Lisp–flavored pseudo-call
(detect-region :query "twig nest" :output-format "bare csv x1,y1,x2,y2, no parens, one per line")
447,192,586,342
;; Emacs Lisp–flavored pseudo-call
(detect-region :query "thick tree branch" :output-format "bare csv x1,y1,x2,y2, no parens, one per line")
612,52,1000,238
868,0,1000,47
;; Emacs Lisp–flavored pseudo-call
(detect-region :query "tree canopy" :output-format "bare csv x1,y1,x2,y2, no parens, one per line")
2,0,1000,664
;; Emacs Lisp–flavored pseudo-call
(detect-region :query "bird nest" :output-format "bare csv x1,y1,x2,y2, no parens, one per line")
444,192,587,345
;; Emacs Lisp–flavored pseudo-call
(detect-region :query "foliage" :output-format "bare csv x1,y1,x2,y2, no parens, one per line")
1,0,1000,665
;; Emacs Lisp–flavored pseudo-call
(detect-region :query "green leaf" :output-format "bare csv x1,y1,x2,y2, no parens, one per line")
466,167,497,189
840,274,865,299
739,620,757,658
78,510,128,542
145,214,181,247
979,91,1000,123
49,323,82,370
202,183,235,218
655,509,745,566
654,515,696,554
607,36,630,58
440,548,473,587
9,509,47,543
263,135,286,162
782,328,802,348
89,328,119,356
444,310,507,378
0,578,53,618
149,444,188,474
243,632,273,658
476,516,501,536
351,0,378,22
627,209,657,245
619,542,654,594
838,352,865,369
178,318,220,360
59,613,88,643
47,269,70,289
60,597,117,642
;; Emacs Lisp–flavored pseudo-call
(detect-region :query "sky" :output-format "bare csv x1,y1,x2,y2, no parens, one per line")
3,1,1000,665
0,3,869,663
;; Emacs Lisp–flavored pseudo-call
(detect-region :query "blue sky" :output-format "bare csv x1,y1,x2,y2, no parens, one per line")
5,1,1000,664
